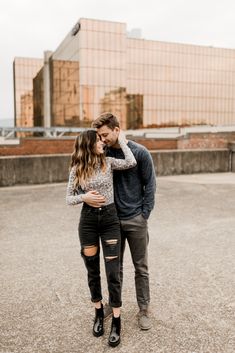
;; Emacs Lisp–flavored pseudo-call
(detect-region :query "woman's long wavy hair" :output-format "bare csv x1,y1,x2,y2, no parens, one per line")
70,130,106,189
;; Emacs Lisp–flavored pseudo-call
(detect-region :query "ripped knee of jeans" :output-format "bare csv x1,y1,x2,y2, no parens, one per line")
82,244,99,257
104,239,119,262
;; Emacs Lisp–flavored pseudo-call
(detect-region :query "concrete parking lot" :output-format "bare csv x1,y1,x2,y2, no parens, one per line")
0,173,235,353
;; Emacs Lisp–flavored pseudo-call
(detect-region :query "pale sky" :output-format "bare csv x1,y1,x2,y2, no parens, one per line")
1,0,235,125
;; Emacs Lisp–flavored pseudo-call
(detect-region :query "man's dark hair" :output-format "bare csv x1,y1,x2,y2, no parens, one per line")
92,112,120,130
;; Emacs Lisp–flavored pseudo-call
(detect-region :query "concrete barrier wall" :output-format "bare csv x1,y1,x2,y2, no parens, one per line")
0,154,71,187
232,153,235,172
229,143,235,172
151,149,230,176
0,149,232,187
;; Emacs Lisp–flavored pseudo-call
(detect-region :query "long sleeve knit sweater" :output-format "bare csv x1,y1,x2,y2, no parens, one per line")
106,140,156,220
66,137,137,206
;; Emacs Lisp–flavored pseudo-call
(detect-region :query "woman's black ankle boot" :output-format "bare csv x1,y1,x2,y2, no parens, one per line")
93,304,104,337
108,316,121,347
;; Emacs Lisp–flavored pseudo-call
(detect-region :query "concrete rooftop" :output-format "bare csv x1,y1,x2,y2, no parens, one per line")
0,173,235,353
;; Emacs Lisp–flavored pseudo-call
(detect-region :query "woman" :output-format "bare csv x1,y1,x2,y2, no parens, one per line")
66,129,136,347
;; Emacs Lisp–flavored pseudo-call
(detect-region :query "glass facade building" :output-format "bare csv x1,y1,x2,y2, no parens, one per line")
14,19,235,129
13,58,43,127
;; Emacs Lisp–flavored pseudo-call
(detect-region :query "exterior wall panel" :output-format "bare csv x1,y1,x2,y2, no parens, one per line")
13,58,43,129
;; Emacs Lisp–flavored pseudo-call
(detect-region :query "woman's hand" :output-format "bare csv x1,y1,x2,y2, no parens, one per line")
82,190,106,207
118,130,128,144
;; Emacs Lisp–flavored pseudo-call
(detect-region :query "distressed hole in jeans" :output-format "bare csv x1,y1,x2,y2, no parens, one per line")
105,239,118,245
83,244,98,257
105,255,118,262
104,239,118,261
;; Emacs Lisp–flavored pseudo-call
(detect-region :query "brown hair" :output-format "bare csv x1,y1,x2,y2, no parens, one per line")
92,112,120,130
70,130,106,188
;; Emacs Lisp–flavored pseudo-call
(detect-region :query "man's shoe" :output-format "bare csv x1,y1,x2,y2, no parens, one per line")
138,309,151,330
108,316,121,347
93,304,104,337
103,302,112,320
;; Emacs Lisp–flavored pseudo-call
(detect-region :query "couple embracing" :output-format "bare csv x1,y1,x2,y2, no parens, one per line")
66,112,156,347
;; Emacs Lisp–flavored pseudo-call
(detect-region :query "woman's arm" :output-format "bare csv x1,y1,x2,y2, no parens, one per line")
66,167,84,205
66,167,106,206
109,133,137,170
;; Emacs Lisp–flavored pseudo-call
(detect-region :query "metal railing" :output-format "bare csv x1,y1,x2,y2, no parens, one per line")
0,127,87,139
1,125,235,140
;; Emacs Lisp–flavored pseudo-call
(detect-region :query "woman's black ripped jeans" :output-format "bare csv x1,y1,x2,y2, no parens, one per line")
79,203,122,308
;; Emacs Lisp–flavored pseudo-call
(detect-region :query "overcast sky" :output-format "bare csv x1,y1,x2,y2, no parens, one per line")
1,0,235,125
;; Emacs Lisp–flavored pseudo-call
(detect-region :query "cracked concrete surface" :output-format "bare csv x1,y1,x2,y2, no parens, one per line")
0,173,235,353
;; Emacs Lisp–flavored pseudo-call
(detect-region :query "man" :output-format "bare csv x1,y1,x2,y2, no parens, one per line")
91,112,156,330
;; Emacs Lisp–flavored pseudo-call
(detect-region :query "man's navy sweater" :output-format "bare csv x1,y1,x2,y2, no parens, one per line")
106,140,156,220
